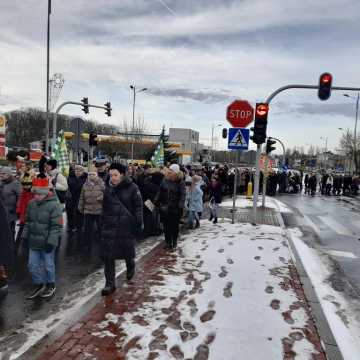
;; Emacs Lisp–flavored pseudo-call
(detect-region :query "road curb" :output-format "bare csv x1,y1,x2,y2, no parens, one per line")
274,209,344,360
15,236,166,360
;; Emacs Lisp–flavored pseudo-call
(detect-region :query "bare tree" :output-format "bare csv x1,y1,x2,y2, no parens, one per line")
338,128,360,173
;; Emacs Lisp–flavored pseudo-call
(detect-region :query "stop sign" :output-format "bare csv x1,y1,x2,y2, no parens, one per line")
226,100,254,128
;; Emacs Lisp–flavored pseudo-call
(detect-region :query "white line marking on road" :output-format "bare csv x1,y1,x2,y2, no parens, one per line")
323,249,358,259
318,216,354,237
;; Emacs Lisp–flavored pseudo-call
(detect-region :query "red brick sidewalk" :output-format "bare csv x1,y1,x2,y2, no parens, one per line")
37,248,183,360
36,222,327,360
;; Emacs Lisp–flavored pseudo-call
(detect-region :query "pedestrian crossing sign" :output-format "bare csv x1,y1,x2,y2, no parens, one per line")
228,128,249,150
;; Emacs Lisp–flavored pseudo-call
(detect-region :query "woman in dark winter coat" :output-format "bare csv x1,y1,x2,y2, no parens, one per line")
100,163,143,296
141,170,164,236
209,176,222,224
0,198,13,296
154,164,186,250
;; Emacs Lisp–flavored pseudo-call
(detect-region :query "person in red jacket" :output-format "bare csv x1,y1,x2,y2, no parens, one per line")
16,167,35,253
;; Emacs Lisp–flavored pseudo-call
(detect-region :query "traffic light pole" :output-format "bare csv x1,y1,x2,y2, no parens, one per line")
251,83,360,224
261,136,286,208
52,101,110,151
252,144,262,224
232,151,239,224
261,156,269,208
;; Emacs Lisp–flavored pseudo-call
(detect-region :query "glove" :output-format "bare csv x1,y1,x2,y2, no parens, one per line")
44,243,54,253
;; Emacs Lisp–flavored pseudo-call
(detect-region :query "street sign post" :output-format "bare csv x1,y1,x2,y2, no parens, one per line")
226,128,250,224
226,100,254,128
228,128,249,150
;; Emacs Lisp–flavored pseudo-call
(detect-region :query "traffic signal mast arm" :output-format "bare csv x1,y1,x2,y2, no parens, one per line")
52,100,112,148
265,84,360,104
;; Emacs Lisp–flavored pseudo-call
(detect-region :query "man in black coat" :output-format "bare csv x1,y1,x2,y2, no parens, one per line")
100,163,143,296
66,165,87,233
0,198,13,296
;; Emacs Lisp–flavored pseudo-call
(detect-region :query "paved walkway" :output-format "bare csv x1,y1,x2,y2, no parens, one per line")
36,218,326,360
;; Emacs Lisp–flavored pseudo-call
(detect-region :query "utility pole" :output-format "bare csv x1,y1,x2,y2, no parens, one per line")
45,0,51,153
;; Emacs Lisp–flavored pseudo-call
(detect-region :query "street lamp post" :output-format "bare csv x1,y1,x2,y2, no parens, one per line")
344,93,359,174
211,124,222,162
130,85,147,162
320,136,328,170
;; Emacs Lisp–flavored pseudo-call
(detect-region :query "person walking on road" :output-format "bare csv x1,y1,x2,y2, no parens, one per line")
0,198,14,297
0,166,22,240
16,169,35,253
100,163,143,296
66,165,87,235
186,175,203,229
325,173,333,196
46,159,68,204
78,166,105,250
155,164,186,250
23,178,63,299
209,176,222,224
308,173,317,196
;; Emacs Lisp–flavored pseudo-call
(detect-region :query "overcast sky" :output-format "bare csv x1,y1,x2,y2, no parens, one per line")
1,0,360,152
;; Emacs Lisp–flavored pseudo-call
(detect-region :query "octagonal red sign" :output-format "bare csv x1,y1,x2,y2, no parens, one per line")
226,100,254,128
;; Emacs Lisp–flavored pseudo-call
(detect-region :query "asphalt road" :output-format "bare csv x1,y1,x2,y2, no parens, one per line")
0,226,103,336
278,192,360,297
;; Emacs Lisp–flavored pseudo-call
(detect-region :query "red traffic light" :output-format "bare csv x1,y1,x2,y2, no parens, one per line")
318,72,333,101
256,103,269,118
320,73,332,84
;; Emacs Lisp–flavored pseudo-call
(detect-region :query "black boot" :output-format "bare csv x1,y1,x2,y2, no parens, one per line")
126,258,136,281
101,285,116,296
213,217,218,224
209,213,213,221
195,219,200,228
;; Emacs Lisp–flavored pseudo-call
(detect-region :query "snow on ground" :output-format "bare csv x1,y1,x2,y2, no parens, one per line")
289,228,360,359
221,195,293,213
3,237,161,360
91,220,322,359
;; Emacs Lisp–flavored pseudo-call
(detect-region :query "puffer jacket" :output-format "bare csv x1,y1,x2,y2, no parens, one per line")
22,192,63,250
187,185,203,213
78,177,105,215
0,177,22,222
101,177,143,260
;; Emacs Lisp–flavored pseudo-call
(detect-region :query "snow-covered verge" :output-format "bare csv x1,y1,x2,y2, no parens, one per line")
0,237,162,360
220,195,293,213
89,220,323,359
289,228,360,359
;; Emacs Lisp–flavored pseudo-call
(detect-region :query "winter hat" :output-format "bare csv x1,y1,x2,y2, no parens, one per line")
31,178,50,195
74,165,85,172
94,158,107,167
109,162,127,175
46,159,57,170
0,166,12,175
169,164,180,174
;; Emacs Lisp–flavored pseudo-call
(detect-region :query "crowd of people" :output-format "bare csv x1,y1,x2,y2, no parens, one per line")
0,158,226,298
1,158,359,299
304,172,359,196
